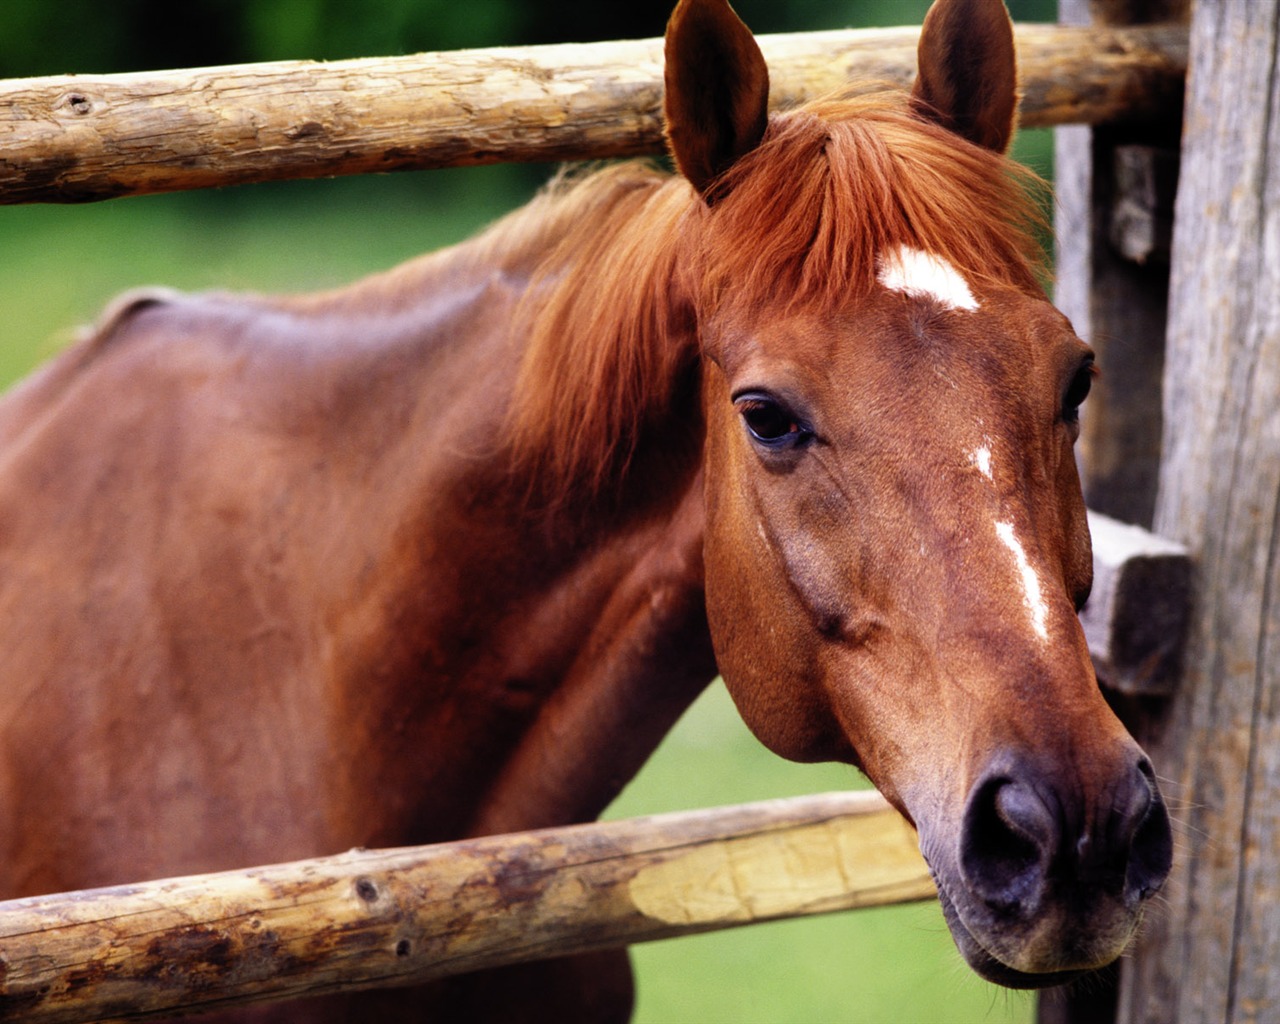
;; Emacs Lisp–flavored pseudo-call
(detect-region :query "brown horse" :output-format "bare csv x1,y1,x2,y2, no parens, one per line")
0,0,1170,1019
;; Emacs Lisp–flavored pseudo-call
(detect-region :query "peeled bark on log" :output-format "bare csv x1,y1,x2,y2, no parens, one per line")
0,791,930,1023
0,22,1187,204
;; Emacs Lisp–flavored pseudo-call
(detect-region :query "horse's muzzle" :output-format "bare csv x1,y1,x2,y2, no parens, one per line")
931,750,1172,988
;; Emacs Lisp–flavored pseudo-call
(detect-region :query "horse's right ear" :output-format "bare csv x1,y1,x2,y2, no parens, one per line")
911,0,1018,153
664,0,769,202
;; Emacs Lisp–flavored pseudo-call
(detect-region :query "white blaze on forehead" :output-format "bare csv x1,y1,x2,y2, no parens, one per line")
877,245,979,311
995,520,1050,641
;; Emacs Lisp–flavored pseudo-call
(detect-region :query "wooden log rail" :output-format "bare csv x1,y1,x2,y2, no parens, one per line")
0,22,1187,204
0,792,931,1023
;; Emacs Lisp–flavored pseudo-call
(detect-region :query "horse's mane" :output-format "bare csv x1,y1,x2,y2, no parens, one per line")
482,162,698,505
499,92,1048,506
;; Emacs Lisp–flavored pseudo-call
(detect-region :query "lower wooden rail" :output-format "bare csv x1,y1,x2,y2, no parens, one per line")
0,790,931,1022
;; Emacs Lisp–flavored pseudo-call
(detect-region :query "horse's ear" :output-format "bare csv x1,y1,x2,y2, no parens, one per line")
911,0,1018,154
664,0,770,201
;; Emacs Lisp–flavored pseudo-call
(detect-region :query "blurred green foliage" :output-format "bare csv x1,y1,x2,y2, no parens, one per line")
2,0,1055,76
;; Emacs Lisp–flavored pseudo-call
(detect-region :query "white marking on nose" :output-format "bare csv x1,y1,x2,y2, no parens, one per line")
877,245,979,311
995,520,1049,641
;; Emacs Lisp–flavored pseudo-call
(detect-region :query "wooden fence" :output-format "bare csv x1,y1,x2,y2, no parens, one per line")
0,793,930,1022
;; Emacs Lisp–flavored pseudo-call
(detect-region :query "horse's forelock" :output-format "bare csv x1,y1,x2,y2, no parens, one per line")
697,95,1048,315
501,94,1049,510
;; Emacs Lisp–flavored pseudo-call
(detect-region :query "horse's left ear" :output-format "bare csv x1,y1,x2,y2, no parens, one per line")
664,0,770,201
911,0,1018,154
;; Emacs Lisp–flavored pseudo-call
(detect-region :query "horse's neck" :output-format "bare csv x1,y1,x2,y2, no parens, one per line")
297,247,715,840
459,470,715,836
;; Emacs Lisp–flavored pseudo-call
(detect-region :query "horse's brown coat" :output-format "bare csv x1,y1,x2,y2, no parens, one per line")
0,0,1169,1020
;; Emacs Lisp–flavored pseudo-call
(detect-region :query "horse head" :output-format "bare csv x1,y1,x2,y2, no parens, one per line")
664,0,1172,988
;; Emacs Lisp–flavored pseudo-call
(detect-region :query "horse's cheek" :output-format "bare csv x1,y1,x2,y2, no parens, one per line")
702,500,855,765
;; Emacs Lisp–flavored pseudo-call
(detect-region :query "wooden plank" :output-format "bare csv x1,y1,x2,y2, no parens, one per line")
0,792,931,1023
1116,0,1280,1021
1081,511,1190,696
0,22,1188,204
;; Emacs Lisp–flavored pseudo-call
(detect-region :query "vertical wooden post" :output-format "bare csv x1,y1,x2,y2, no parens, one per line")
1117,2,1280,1021
1054,0,1186,531
1046,2,1185,1022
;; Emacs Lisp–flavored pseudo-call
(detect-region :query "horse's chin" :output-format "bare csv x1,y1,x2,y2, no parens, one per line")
933,880,1094,991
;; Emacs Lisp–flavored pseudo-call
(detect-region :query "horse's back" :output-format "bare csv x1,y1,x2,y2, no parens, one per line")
0,274,521,897
0,293,334,894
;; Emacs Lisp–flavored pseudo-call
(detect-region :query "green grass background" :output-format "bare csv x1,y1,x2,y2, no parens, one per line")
0,150,1051,1022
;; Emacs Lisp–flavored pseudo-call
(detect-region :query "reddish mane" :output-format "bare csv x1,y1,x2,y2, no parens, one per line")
502,92,1048,503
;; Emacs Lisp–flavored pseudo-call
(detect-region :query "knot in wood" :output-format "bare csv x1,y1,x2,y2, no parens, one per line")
56,92,97,117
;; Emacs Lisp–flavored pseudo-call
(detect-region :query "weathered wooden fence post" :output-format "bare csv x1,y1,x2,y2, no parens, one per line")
1053,0,1187,531
1116,1,1280,1021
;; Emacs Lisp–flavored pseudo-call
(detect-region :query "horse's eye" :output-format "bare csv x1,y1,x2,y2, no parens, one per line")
1063,358,1096,425
735,394,811,449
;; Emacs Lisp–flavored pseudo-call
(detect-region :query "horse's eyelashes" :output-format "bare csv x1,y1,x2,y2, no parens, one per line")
735,394,812,449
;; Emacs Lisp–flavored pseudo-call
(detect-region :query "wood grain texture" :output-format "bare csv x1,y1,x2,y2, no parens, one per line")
0,792,930,1023
0,22,1188,204
1117,1,1280,1022
1054,0,1182,532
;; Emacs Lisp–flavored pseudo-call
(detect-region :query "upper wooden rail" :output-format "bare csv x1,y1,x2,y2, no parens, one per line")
0,22,1187,204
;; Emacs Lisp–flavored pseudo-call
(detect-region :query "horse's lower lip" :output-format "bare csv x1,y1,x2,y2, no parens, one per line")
933,881,1092,991
965,951,1089,991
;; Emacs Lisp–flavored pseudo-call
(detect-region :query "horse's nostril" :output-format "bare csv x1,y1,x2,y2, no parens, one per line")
960,776,1055,914
959,756,1173,923
1125,758,1173,904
